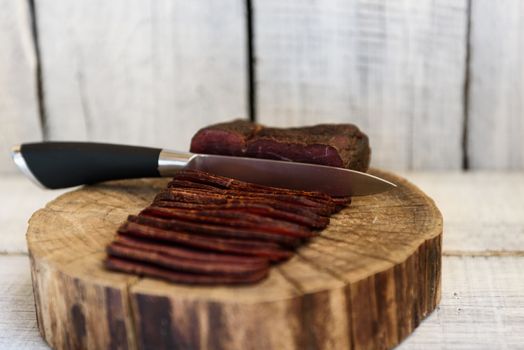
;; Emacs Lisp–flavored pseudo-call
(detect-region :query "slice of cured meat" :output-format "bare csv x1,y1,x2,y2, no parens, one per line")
151,201,329,229
105,257,269,285
113,234,268,266
155,188,335,216
128,213,304,246
107,243,268,275
141,206,315,237
170,169,334,203
118,221,292,261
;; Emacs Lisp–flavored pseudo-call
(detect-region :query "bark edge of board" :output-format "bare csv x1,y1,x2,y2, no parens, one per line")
27,169,442,350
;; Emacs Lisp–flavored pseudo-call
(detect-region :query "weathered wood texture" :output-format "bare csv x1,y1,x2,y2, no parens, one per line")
396,255,524,349
5,1,524,171
0,176,68,253
0,255,51,350
468,0,524,169
33,0,247,151
5,1,524,170
26,170,442,350
0,0,41,174
403,172,524,254
254,0,468,170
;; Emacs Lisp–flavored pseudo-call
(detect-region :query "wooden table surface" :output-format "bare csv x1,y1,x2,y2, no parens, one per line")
1,172,523,350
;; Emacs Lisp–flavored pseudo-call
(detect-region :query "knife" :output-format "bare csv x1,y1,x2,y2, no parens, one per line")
11,142,395,196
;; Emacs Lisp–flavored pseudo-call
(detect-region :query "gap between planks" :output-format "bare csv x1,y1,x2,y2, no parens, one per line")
443,250,524,257
461,0,473,170
27,0,47,139
5,249,524,259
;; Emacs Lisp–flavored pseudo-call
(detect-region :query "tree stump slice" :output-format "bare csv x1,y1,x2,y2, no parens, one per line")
27,169,442,350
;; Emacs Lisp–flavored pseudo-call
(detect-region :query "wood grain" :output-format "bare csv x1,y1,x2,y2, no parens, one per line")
0,0,41,174
0,255,51,350
27,170,442,349
254,0,468,171
4,1,524,170
400,256,524,349
0,176,68,254
403,172,524,254
468,0,524,169
34,0,247,151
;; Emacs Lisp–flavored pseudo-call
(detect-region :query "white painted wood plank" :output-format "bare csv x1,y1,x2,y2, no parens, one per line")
255,0,468,170
399,256,524,349
468,0,524,170
0,255,49,350
35,0,247,151
1,255,522,349
403,172,524,254
0,0,42,174
0,175,68,254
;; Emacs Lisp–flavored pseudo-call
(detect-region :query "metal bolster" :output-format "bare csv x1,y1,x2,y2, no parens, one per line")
157,149,195,176
11,145,46,188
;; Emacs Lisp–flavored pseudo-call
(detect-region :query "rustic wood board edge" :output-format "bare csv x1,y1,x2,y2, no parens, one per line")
26,169,442,350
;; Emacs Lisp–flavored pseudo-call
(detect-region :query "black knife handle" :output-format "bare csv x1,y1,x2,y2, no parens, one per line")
14,142,162,189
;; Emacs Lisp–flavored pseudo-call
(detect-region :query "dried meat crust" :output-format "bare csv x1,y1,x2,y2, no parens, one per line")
114,235,268,266
141,206,316,238
131,212,305,246
156,188,335,216
190,120,370,171
105,257,269,285
107,243,268,275
119,221,293,261
151,201,329,229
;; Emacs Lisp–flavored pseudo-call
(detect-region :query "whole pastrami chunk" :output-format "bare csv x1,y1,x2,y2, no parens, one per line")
190,120,370,172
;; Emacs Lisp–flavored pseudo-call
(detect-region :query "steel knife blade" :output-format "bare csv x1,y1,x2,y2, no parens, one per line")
12,142,396,196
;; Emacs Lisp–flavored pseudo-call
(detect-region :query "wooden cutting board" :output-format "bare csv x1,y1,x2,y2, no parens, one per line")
27,169,442,350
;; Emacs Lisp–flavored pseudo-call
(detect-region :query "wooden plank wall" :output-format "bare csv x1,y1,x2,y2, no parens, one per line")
1,0,523,173
0,0,42,173
35,0,247,152
468,0,524,169
255,0,468,171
